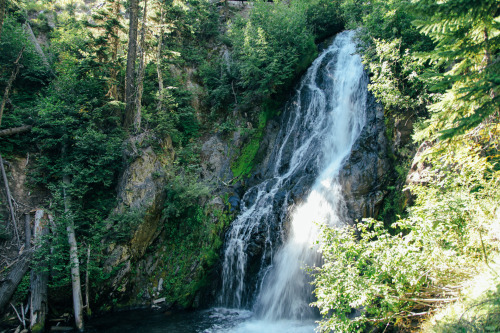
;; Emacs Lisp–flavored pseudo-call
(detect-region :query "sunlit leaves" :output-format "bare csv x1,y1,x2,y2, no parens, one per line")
312,136,500,332
412,0,500,140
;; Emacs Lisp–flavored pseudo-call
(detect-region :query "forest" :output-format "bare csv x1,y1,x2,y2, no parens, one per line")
0,0,498,332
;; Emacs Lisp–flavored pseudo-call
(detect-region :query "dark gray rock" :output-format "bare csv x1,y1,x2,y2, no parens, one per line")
338,93,390,223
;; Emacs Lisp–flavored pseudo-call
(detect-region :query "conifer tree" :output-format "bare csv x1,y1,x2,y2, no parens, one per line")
124,0,139,130
413,0,500,139
85,0,124,100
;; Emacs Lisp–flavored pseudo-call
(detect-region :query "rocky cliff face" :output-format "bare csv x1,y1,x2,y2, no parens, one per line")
101,134,173,306
338,93,389,222
100,129,242,309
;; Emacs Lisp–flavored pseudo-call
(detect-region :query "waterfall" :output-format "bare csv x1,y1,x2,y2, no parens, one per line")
219,31,368,321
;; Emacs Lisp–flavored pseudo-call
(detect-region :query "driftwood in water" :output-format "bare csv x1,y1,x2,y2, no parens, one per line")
0,251,31,313
30,209,48,333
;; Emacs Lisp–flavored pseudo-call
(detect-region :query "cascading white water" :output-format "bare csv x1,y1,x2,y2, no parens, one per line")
218,31,368,327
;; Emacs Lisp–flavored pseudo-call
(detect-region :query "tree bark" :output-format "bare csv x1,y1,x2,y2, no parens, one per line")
24,213,31,249
106,0,121,100
63,174,84,332
30,209,48,333
84,244,91,316
0,125,32,137
0,153,19,245
124,0,139,129
134,0,148,132
0,0,6,42
23,23,49,68
0,48,24,128
156,6,164,111
0,252,31,313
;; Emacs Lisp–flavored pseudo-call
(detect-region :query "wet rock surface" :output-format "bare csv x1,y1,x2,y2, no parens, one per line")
338,93,390,223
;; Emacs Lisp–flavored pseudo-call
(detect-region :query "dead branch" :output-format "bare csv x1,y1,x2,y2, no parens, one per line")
10,303,23,325
0,125,32,137
397,296,458,304
0,153,20,245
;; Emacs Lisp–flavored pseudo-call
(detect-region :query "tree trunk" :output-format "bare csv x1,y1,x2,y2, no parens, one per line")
106,0,121,100
0,252,31,313
0,0,6,42
134,0,148,132
0,125,32,137
0,153,19,245
24,213,31,249
156,6,164,111
23,23,49,68
124,0,139,129
84,244,91,316
30,209,48,333
63,174,84,332
0,47,24,128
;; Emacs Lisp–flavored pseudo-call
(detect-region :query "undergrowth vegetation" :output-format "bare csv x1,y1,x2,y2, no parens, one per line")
313,134,500,331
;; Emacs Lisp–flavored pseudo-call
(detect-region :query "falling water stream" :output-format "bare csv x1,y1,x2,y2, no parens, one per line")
217,30,368,331
88,31,369,333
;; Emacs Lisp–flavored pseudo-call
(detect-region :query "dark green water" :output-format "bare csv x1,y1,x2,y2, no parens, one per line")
87,307,316,333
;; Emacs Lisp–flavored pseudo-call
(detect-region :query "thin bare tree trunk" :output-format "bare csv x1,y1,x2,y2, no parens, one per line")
0,48,24,128
134,0,148,132
24,213,31,249
156,6,164,111
0,153,19,245
124,0,139,129
63,173,84,332
85,244,91,316
30,209,48,333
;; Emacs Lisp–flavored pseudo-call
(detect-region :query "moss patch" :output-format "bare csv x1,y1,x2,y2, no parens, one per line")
231,102,279,180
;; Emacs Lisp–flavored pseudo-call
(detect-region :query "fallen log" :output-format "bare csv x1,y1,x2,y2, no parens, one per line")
0,251,31,313
0,125,32,137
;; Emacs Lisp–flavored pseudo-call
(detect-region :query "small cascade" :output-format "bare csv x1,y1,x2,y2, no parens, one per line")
219,31,368,320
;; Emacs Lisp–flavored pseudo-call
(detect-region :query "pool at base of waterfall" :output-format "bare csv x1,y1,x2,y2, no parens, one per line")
87,307,317,332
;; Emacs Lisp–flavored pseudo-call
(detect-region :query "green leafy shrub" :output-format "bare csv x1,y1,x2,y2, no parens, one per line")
312,137,500,332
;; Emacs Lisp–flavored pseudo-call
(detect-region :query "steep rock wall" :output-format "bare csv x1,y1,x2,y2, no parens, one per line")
338,93,389,222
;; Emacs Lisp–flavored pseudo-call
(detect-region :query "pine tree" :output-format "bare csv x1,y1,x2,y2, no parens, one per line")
412,0,500,140
85,0,125,100
124,0,139,130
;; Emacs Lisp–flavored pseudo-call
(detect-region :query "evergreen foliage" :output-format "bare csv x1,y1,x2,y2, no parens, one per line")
412,0,500,140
